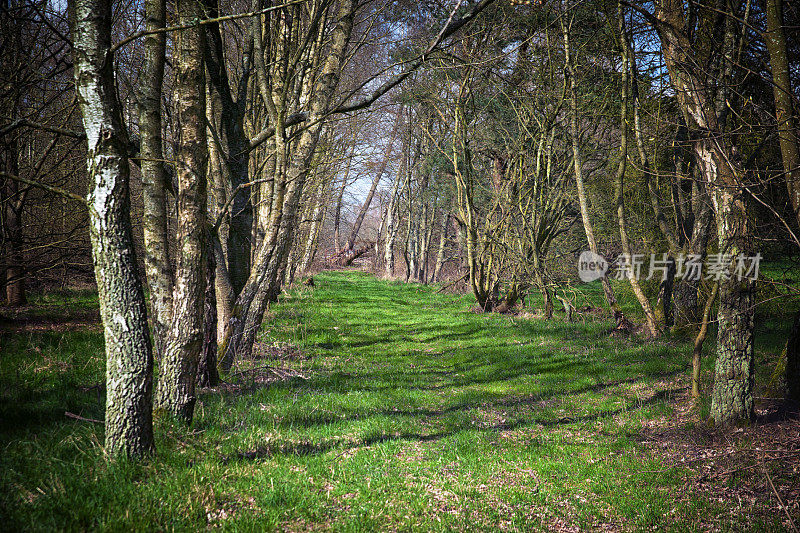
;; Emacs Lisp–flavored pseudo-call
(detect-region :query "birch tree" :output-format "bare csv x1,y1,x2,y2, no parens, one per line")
70,0,154,456
154,0,208,422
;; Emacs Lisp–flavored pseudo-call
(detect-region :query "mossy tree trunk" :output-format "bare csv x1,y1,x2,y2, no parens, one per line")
648,0,755,425
764,0,800,399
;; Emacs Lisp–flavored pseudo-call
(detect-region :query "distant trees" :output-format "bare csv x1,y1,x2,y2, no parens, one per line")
380,0,798,426
1,1,89,306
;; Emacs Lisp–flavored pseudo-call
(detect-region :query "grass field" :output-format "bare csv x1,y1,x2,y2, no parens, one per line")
0,271,796,531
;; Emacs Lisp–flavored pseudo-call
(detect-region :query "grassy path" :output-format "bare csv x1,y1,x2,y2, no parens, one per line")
0,271,789,530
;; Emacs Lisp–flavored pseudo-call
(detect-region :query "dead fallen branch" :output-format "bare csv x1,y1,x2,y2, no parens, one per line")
231,364,307,380
65,411,103,424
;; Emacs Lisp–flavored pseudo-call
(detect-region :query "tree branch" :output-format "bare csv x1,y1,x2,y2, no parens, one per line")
245,0,498,150
0,171,87,205
110,0,310,54
0,119,86,140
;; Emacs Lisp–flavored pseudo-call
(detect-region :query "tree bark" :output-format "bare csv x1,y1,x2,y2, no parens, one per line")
432,211,450,282
138,0,172,357
71,0,154,456
155,0,208,423
198,234,219,388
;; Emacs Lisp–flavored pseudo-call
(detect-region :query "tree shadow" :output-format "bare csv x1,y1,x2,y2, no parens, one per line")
225,388,677,463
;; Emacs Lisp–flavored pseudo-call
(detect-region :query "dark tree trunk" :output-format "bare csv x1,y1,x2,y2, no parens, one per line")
786,310,800,403
1,138,25,306
656,256,676,329
203,0,252,298
198,236,219,388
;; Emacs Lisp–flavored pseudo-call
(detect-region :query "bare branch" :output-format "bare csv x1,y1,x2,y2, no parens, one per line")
110,0,310,54
0,171,87,205
0,119,86,140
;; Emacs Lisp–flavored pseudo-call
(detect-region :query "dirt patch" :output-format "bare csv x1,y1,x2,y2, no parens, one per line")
636,383,800,530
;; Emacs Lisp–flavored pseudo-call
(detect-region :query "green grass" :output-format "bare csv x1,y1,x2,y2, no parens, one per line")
0,271,793,531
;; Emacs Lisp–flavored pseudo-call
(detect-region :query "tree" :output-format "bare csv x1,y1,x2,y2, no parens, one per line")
610,7,659,336
640,0,755,425
137,0,172,359
154,0,208,423
563,10,623,323
70,0,155,456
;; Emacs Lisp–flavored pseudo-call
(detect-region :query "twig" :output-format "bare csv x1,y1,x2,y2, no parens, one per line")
111,0,308,54
65,411,103,424
1,171,87,205
437,273,468,293
0,118,85,140
761,456,799,532
231,364,307,380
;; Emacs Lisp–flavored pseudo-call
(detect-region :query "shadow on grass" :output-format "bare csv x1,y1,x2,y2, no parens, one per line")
226,389,677,463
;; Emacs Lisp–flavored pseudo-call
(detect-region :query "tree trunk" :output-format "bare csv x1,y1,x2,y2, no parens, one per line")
765,0,800,225
692,283,718,399
203,0,252,298
649,0,755,424
71,0,154,456
765,0,800,399
432,211,450,282
384,155,404,278
613,12,659,336
198,234,219,388
1,138,25,306
672,198,713,331
785,310,800,403
219,0,355,370
299,188,326,273
563,18,620,320
138,0,172,357
655,257,676,328
333,174,347,255
155,0,207,423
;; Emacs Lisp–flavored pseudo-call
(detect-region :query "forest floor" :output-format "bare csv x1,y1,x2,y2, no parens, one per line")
1,271,798,531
